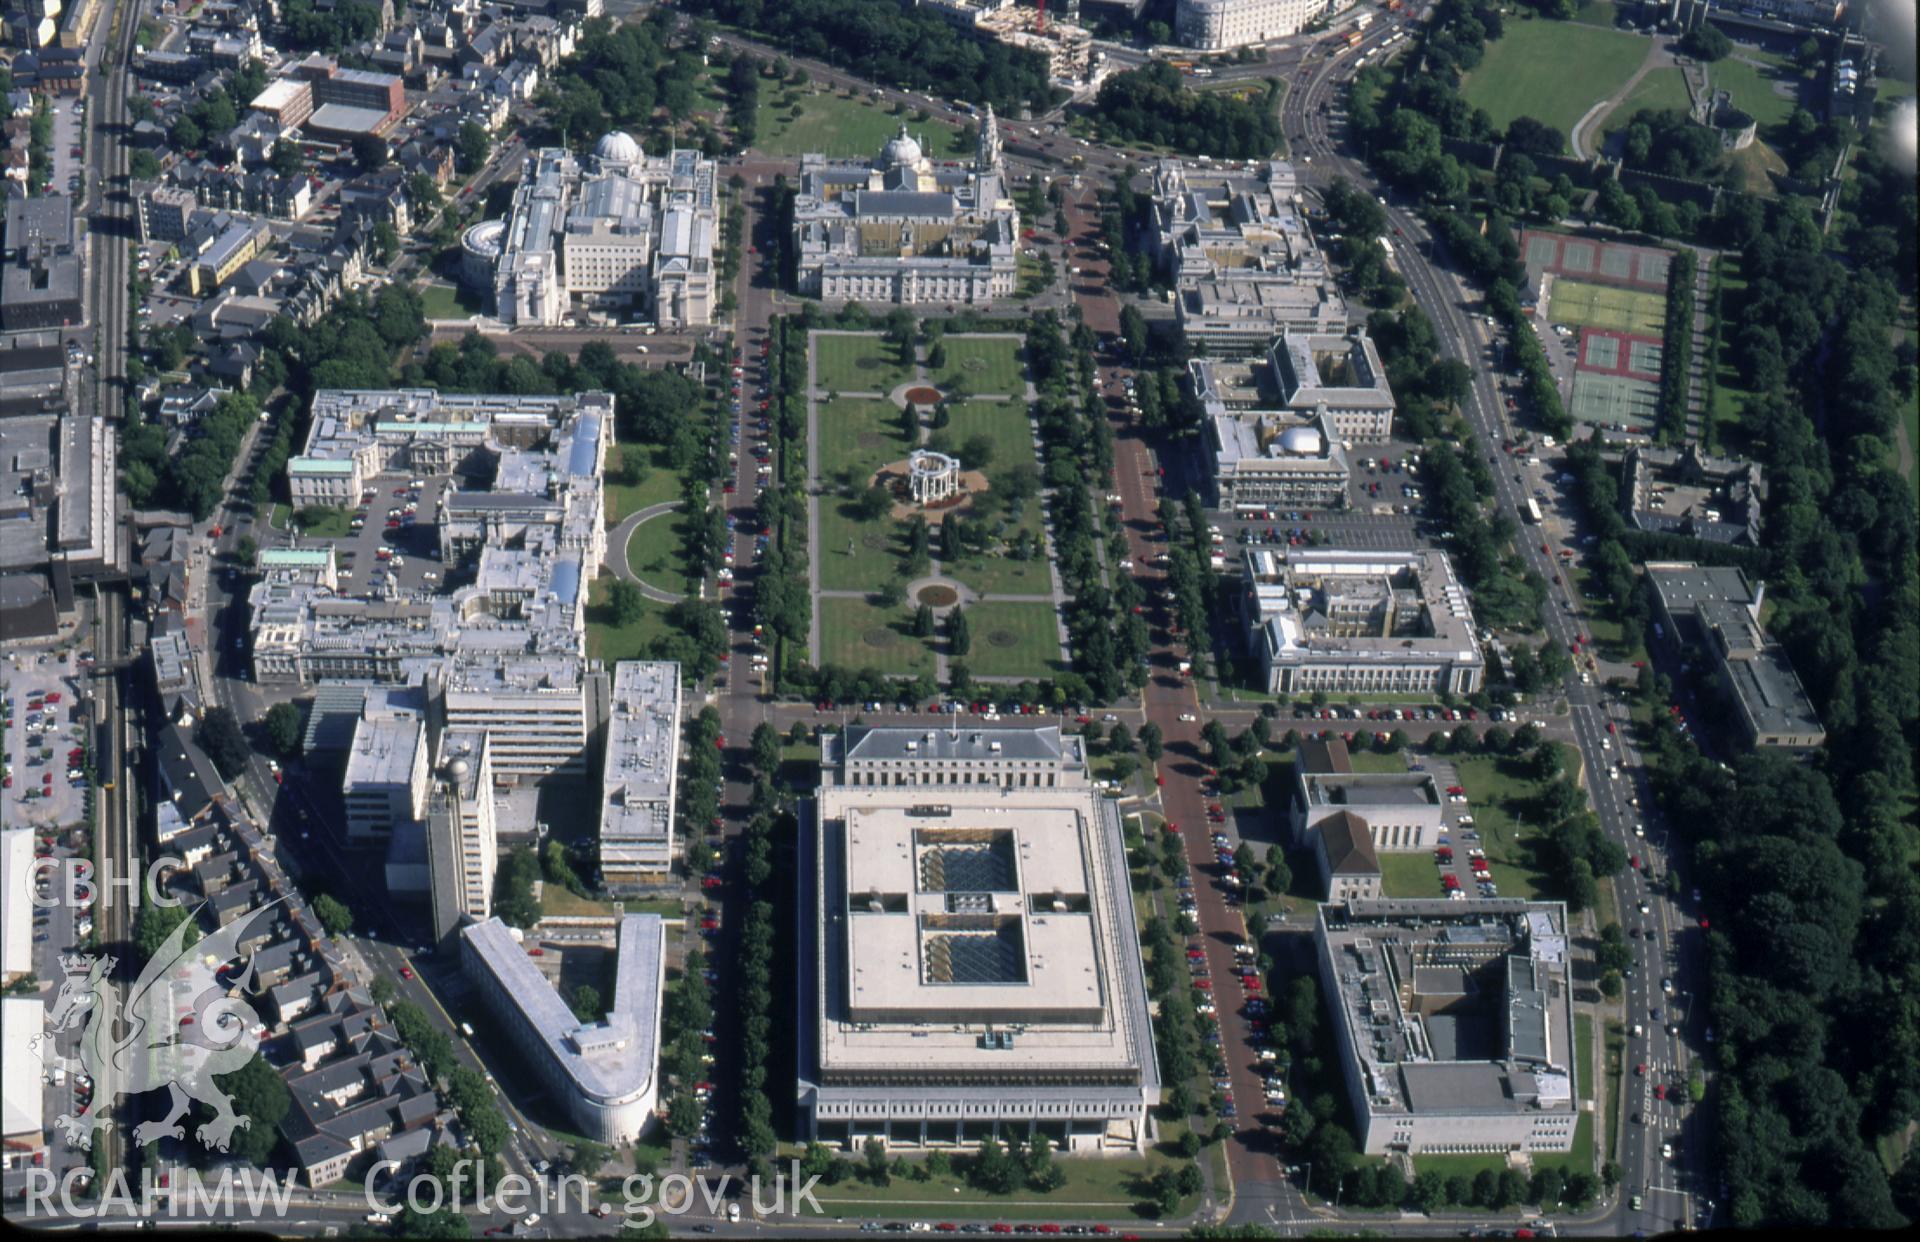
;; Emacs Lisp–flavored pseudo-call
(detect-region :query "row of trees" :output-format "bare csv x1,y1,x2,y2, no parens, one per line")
1656,248,1695,441
678,0,1059,115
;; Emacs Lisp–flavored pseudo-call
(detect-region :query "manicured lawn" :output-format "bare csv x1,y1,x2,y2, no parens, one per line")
816,595,934,677
290,506,354,538
1601,67,1691,140
752,87,964,159
931,335,1026,396
817,499,907,593
814,332,915,395
945,547,1055,596
939,399,1035,477
1460,17,1651,138
1577,1012,1595,1104
584,576,673,663
415,281,482,319
958,601,1064,679
1380,851,1441,899
816,396,913,479
605,442,685,522
621,505,696,596
805,1146,1200,1218
1714,53,1805,131
1570,0,1622,26
541,886,624,917
1345,748,1408,775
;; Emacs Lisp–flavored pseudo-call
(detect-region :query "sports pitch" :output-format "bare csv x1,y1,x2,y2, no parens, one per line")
1578,329,1664,380
1570,370,1660,428
1545,278,1667,337
1522,229,1671,292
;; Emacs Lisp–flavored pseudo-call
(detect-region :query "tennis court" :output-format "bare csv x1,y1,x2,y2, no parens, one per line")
1577,328,1664,380
1522,229,1671,292
1546,278,1668,337
1570,370,1660,427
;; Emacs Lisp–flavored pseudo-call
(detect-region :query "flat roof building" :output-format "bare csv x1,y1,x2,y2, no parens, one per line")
1269,331,1396,443
424,729,498,942
1623,444,1764,547
824,724,1088,788
1177,0,1323,50
1316,899,1578,1156
1,193,82,330
599,661,682,889
1646,563,1824,751
1241,548,1485,698
1148,160,1348,355
342,709,429,841
1,831,34,985
460,914,665,1145
801,762,1159,1153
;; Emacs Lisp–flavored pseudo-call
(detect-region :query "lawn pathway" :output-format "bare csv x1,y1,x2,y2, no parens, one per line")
1571,38,1669,160
607,501,688,604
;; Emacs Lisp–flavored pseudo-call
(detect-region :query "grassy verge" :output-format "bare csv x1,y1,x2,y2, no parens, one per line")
1379,852,1439,898
585,577,673,663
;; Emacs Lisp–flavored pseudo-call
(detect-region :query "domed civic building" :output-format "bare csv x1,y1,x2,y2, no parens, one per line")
791,105,1020,305
490,132,719,328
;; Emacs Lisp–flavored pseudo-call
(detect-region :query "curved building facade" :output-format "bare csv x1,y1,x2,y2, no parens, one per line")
1176,0,1323,50
459,219,506,293
460,914,665,1144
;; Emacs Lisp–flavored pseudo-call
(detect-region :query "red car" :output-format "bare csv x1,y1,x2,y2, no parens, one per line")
1193,977,1212,990
1446,785,1465,796
44,693,60,704
400,966,414,980
1607,721,1618,733
1441,874,1461,890
702,876,723,889
1629,856,1640,869
700,917,720,930
1654,1083,1667,1100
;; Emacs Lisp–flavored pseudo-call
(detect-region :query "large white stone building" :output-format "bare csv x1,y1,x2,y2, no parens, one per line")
486,134,717,328
799,735,1158,1153
1317,899,1578,1156
1148,159,1348,353
1240,548,1486,697
460,914,665,1145
1176,0,1327,50
793,111,1019,305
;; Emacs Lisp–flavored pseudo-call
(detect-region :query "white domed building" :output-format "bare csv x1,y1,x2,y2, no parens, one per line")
907,449,963,506
490,132,720,328
791,105,1020,305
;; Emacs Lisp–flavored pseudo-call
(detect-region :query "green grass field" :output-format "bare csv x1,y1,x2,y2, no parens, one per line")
1450,743,1582,900
816,595,935,677
816,396,912,477
752,87,965,159
1547,278,1667,336
958,601,1063,679
1380,852,1440,899
415,282,483,319
939,399,1035,479
813,332,915,394
621,505,696,596
1570,0,1622,26
585,577,673,664
931,335,1026,395
1346,748,1410,775
605,442,686,523
945,546,1055,596
817,500,908,592
1713,53,1805,131
1600,67,1691,140
1461,16,1651,138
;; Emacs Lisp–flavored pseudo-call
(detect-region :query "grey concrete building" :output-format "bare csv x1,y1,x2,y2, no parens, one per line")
1241,548,1486,698
1645,563,1824,751
1316,899,1578,1156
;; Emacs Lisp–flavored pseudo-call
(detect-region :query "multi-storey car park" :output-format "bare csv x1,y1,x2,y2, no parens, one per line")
799,728,1159,1153
792,113,1020,305
1146,159,1348,355
1238,547,1487,698
1316,898,1579,1156
460,913,666,1145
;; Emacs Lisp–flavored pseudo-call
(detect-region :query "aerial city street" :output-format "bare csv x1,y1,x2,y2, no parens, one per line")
1,0,1915,1237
